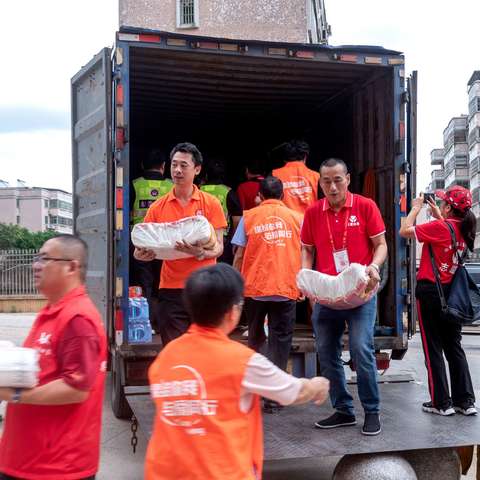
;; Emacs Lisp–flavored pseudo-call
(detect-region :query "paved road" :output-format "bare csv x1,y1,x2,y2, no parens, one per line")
0,313,477,479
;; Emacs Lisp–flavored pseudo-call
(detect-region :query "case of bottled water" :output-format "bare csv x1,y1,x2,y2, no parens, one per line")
128,296,152,344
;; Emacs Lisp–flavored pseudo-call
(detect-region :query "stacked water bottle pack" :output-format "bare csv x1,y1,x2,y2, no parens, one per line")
128,287,153,344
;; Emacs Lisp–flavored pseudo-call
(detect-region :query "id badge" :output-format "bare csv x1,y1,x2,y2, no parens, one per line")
333,249,350,273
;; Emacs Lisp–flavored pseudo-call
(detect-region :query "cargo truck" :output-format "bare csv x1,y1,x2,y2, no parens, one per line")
71,26,418,420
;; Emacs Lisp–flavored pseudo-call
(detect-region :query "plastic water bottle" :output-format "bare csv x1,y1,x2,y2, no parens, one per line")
128,297,152,344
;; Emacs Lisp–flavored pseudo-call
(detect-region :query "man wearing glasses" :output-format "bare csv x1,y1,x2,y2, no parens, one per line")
0,235,106,480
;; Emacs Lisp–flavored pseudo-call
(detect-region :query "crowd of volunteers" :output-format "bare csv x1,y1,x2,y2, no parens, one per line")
0,139,476,480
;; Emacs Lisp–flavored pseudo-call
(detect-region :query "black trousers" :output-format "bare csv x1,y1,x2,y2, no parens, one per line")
0,475,95,480
157,288,191,346
244,298,296,371
416,281,475,409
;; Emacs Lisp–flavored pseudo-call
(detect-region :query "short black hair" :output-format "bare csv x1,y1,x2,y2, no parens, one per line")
143,149,166,170
51,234,88,282
170,142,203,166
319,158,349,175
245,158,264,176
259,176,283,200
284,140,310,162
183,264,244,327
205,160,225,184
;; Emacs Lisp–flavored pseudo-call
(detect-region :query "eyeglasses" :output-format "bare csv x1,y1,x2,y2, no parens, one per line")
32,255,74,265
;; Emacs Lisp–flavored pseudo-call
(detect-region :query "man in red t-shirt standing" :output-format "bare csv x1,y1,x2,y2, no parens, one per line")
301,158,387,436
0,235,106,480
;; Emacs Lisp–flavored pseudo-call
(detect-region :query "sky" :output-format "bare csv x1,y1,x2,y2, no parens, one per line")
0,0,479,192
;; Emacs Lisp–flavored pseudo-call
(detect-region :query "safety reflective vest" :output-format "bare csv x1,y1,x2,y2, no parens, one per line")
131,177,173,225
201,183,231,233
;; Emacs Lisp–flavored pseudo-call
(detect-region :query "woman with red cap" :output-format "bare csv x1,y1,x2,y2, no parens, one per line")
400,186,477,417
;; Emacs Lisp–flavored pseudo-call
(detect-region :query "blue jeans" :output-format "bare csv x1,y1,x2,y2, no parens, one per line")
312,296,379,416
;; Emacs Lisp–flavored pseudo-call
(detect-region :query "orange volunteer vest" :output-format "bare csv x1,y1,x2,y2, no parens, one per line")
145,324,263,480
242,199,302,299
0,286,107,480
272,161,320,214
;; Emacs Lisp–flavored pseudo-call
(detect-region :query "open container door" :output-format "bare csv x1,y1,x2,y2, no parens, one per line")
406,70,418,338
71,48,113,334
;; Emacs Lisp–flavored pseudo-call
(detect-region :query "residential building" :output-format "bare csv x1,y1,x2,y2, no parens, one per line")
442,115,469,190
468,71,480,219
119,0,331,44
0,186,73,234
428,148,445,192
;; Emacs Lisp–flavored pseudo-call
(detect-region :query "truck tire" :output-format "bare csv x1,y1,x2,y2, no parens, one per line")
111,352,132,419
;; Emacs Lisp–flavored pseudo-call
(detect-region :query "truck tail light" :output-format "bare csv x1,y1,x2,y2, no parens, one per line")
116,128,125,150
116,84,124,106
115,309,124,346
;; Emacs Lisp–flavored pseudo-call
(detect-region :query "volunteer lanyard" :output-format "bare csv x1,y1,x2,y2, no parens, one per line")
326,205,349,252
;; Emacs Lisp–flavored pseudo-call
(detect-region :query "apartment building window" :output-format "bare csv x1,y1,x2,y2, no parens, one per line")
45,216,48,225
177,0,199,28
58,216,73,226
49,215,58,225
49,199,58,208
16,216,20,225
16,199,20,208
44,199,48,208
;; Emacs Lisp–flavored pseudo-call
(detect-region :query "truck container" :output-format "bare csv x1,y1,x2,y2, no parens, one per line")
71,26,417,419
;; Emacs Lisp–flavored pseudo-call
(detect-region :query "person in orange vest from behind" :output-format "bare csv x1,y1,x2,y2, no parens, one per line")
232,176,303,412
0,235,107,480
145,264,329,480
272,140,320,215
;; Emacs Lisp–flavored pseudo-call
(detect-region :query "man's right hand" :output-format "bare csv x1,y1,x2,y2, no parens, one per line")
134,247,156,262
309,377,330,405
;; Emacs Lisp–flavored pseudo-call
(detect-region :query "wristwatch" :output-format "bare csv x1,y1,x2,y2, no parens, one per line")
10,388,22,404
369,263,380,274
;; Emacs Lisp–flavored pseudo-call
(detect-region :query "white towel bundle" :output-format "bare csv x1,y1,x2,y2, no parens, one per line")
297,263,378,310
131,216,216,260
0,342,39,388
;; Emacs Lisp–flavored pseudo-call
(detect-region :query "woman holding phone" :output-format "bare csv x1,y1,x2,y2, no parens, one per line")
399,186,477,416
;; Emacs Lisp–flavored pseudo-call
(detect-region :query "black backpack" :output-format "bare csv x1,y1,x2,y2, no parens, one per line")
429,221,480,325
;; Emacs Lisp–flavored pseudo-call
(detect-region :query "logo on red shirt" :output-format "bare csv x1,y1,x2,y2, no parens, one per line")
348,215,360,227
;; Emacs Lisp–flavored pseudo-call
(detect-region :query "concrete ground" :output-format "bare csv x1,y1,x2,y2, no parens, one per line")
0,313,478,479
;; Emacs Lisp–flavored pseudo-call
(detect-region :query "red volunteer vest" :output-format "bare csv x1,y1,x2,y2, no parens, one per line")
145,324,263,480
0,286,107,480
242,199,303,299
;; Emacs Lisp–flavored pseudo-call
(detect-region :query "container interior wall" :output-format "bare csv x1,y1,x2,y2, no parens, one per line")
128,45,397,330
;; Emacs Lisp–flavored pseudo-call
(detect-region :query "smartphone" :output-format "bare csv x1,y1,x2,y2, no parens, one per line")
423,192,434,204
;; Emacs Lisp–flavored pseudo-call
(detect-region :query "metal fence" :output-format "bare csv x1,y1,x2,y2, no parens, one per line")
0,249,38,296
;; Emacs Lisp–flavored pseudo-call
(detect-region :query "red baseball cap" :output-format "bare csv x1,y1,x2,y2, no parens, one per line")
435,185,472,212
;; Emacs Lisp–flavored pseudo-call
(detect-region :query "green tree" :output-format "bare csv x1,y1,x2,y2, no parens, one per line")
0,223,57,250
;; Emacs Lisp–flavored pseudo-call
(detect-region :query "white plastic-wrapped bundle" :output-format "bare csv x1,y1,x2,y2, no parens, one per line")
131,216,216,260
0,342,39,388
297,263,378,310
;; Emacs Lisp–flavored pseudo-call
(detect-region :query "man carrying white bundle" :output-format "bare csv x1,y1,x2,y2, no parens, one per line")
134,142,227,345
0,235,106,480
301,158,387,436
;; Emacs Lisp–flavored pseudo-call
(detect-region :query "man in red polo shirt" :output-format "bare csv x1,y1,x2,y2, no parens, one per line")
134,142,227,345
301,158,387,436
0,235,106,480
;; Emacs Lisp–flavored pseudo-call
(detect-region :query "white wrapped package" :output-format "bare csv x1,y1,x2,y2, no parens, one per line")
131,215,216,260
0,343,39,388
297,263,378,310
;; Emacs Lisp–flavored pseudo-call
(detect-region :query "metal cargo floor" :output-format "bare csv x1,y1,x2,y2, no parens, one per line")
127,380,480,459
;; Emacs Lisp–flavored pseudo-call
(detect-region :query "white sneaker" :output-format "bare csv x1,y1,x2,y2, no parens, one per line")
422,402,455,416
454,404,477,416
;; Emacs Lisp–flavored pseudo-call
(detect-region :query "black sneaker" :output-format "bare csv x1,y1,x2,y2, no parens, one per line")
454,402,477,416
314,412,356,429
422,401,455,416
362,413,381,436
